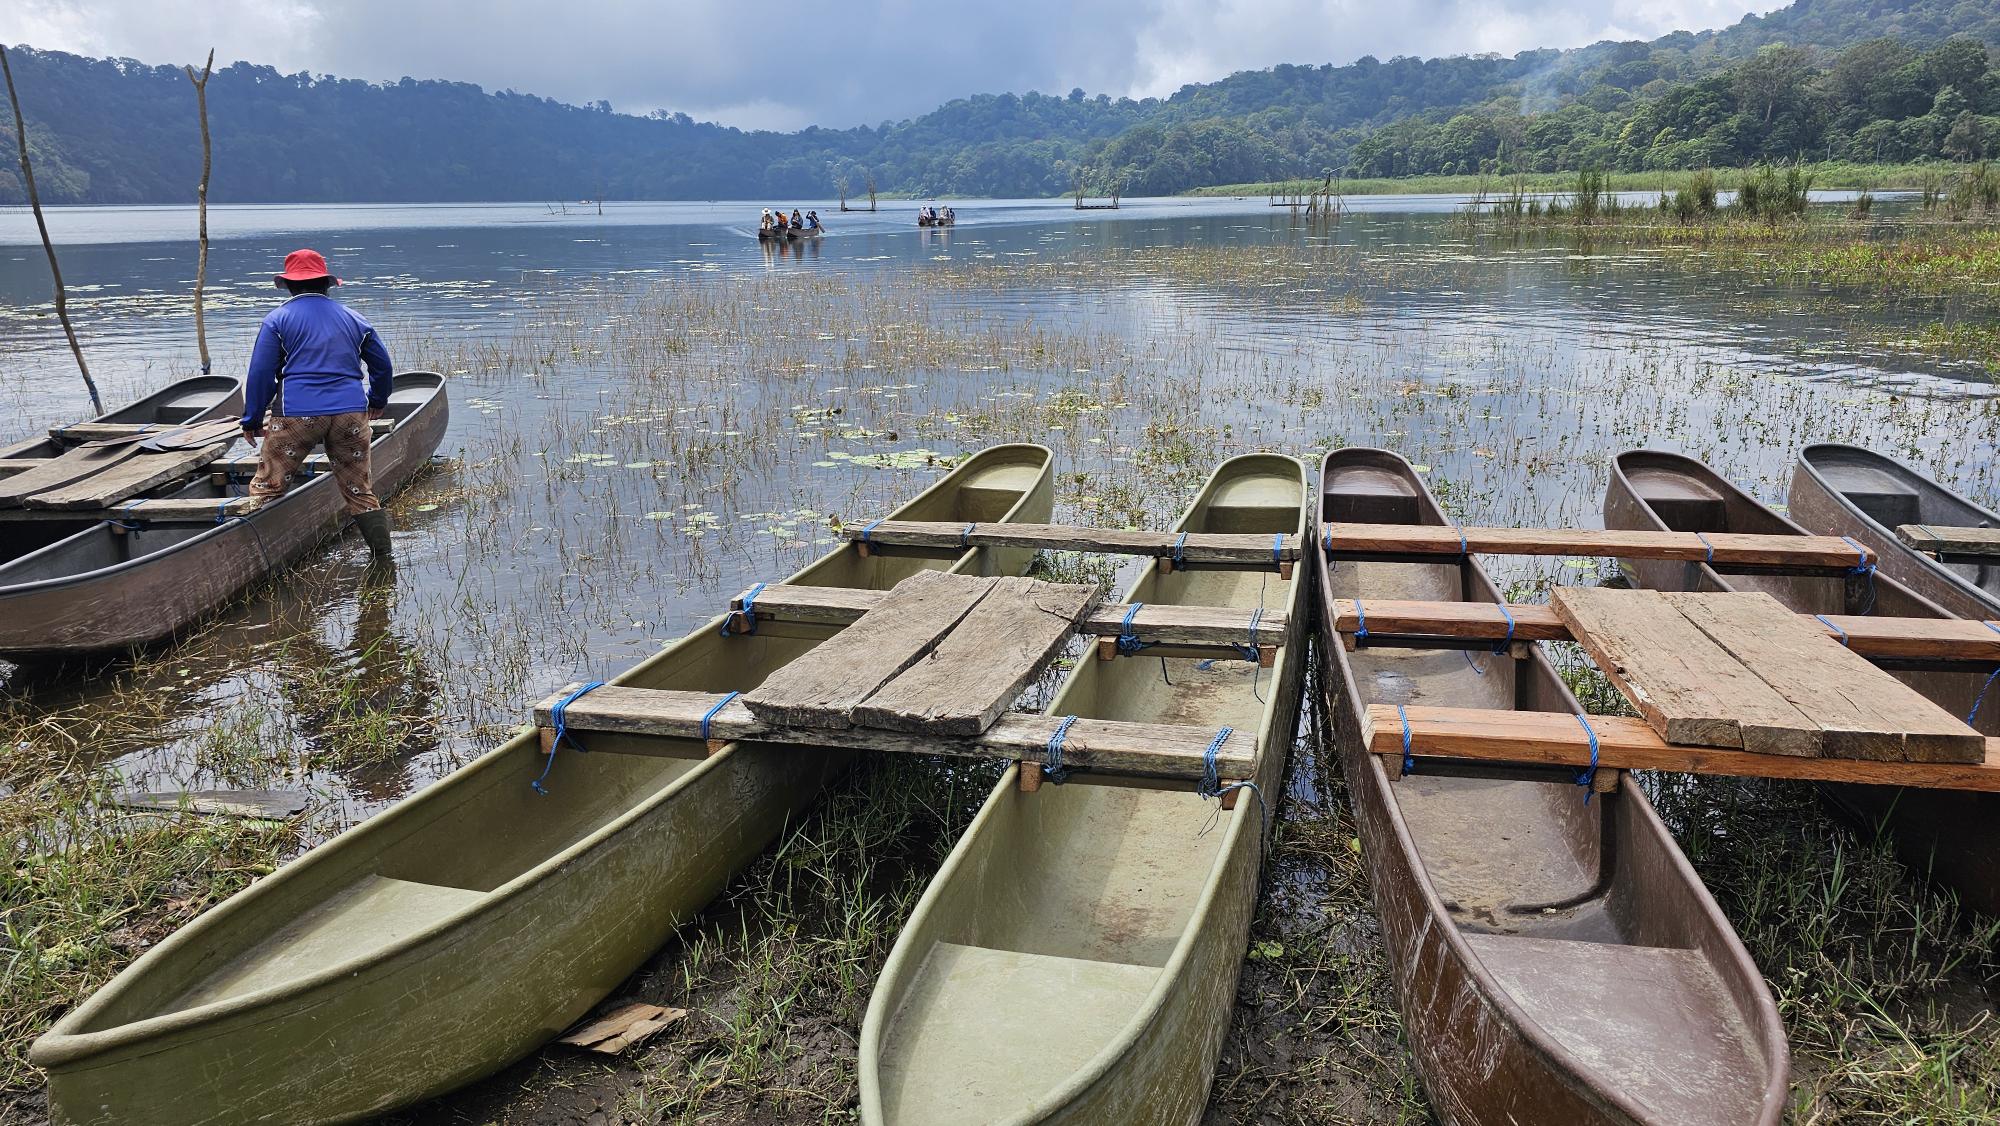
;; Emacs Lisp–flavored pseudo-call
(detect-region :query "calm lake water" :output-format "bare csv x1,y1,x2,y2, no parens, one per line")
1,194,1994,833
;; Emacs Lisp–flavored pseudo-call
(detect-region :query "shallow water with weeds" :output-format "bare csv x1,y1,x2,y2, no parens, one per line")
3,198,1998,1122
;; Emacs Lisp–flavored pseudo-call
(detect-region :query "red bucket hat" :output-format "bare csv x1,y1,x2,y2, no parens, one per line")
274,248,339,285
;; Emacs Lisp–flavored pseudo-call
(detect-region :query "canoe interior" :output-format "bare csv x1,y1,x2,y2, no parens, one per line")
58,443,1053,1034
1325,448,1782,1126
95,375,243,426
1803,443,2000,606
870,455,1304,1124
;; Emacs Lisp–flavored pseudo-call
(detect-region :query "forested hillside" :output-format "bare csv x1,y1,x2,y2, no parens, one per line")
1,0,1997,204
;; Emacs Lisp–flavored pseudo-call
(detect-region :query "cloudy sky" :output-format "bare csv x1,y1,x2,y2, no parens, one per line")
4,0,1787,131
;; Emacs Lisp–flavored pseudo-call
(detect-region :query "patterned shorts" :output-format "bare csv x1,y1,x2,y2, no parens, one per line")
248,412,380,515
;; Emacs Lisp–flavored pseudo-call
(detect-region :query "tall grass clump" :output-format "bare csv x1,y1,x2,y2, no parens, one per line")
1736,164,1813,224
1663,169,1721,224
1948,162,1999,219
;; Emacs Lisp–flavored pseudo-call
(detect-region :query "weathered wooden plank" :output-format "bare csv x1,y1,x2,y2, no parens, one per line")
22,442,232,510
1666,592,1984,764
1897,523,2000,560
1551,587,1820,756
1322,523,1873,570
845,520,1299,564
61,418,386,446
1325,598,2000,663
214,452,330,475
0,457,51,476
742,570,997,729
110,789,309,819
535,685,1258,781
728,584,1288,650
852,578,1099,735
108,495,259,522
0,442,146,506
1363,704,2000,792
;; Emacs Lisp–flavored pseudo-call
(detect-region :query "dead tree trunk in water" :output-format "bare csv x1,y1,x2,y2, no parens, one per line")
185,49,214,375
2,44,101,413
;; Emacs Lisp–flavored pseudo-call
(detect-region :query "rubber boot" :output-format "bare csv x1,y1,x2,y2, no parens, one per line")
354,508,394,561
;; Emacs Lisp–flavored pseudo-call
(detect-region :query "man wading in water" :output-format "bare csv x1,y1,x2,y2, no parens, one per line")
240,249,396,560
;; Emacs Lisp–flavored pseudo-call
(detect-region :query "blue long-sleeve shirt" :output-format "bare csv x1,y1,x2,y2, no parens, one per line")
241,293,394,427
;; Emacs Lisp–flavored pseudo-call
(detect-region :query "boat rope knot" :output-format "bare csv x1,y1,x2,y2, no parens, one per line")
1042,714,1080,783
1197,725,1267,837
701,690,740,742
1170,531,1188,569
1115,602,1153,655
1572,712,1600,802
1352,598,1370,640
1694,530,1716,565
1840,535,1877,613
1230,607,1265,664
1465,601,1518,676
860,518,882,544
1397,704,1415,775
1451,520,1468,556
959,522,976,548
1815,613,1849,647
721,582,766,637
1270,533,1283,569
532,680,605,795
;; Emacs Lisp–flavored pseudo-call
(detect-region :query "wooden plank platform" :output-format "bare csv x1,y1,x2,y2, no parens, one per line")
743,570,998,729
1326,599,2000,663
1321,523,1873,570
535,685,1257,781
22,443,232,510
1666,592,1982,763
0,494,259,523
1364,704,2000,792
1898,524,2000,560
727,583,1288,653
844,520,1300,569
0,443,146,506
851,577,1099,735
57,418,389,444
1552,587,1818,756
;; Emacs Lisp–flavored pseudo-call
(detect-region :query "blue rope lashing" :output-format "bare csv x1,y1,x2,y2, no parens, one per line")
109,519,141,532
721,581,766,637
1453,521,1468,556
1694,531,1716,565
1840,535,1877,612
1353,598,1370,640
1573,712,1601,801
1171,531,1188,569
700,690,740,741
1466,600,1520,675
1043,714,1080,783
960,522,976,548
861,518,882,544
215,499,235,524
1321,525,1333,552
1196,725,1267,835
1816,613,1849,647
532,680,605,794
1270,533,1283,569
1397,704,1415,775
1983,620,2000,639
1115,602,1153,654
1231,607,1265,663
1970,669,1999,728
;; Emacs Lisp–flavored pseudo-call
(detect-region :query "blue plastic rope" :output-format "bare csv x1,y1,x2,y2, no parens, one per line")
532,680,605,794
861,519,882,543
960,522,976,548
1984,620,2000,639
1271,533,1283,568
1397,704,1415,775
215,500,235,524
1322,525,1333,552
721,581,766,637
1353,598,1370,640
1841,535,1877,613
1171,531,1188,568
1694,531,1716,565
1573,712,1600,800
1115,602,1153,654
1197,725,1234,795
1465,600,1520,675
1042,714,1080,783
700,690,740,741
1816,613,1849,647
1971,669,1999,727
1232,607,1265,663
1453,521,1468,555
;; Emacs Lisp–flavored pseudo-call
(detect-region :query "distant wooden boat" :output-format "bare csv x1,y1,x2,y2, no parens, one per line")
917,213,954,228
1321,448,1787,1126
0,373,447,658
32,444,1054,1126
1790,443,2000,619
1606,448,2000,915
758,225,822,241
860,453,1307,1124
0,374,243,462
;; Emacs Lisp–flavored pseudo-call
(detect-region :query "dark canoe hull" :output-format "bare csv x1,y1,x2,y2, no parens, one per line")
1605,448,2000,915
1320,448,1785,1126
1789,444,2000,621
0,375,245,461
33,445,1055,1126
0,373,447,658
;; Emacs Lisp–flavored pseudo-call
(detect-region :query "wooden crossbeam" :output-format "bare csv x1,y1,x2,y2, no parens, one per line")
55,418,389,443
1321,523,1874,570
0,495,258,523
727,583,1288,655
844,520,1299,573
532,684,1257,781
1898,524,2000,561
1364,704,2000,792
0,458,50,476
1327,599,2000,664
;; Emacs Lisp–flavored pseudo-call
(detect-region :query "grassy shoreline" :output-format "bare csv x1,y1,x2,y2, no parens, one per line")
1190,162,1966,199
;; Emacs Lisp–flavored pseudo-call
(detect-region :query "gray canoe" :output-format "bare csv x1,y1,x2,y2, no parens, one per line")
860,453,1308,1125
1789,443,2000,620
1606,447,2000,915
31,443,1054,1125
1321,448,1786,1125
0,375,244,462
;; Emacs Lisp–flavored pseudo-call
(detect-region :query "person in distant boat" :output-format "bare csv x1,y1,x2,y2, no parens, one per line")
943,206,954,222
760,208,773,231
805,210,821,230
790,209,803,228
240,248,396,561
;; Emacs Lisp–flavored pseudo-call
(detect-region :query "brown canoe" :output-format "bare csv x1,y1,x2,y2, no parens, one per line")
0,373,447,658
1606,448,2000,914
1321,448,1787,1126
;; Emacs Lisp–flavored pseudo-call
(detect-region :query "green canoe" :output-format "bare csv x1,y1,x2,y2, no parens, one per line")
32,444,1054,1125
859,453,1309,1124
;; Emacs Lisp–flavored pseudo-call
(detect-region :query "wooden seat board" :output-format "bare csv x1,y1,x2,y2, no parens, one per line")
1364,704,2000,792
845,520,1299,564
1664,592,1984,764
0,442,146,506
535,685,1257,781
1898,524,2000,560
1321,522,1873,570
1551,587,1820,756
21,443,233,510
851,577,1100,735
